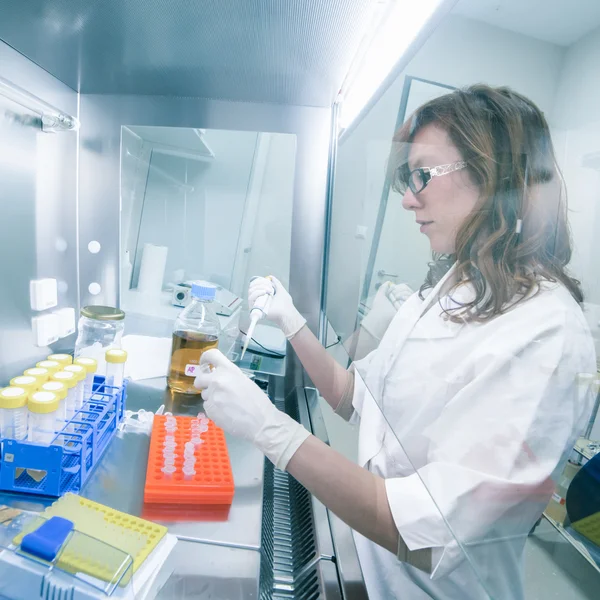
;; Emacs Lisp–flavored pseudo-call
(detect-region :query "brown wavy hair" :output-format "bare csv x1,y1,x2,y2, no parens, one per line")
390,84,582,322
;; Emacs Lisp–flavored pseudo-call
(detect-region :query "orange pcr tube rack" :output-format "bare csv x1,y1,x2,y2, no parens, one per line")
144,414,234,505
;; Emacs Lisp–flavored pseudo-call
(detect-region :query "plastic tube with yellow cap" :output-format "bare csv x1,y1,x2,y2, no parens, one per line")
74,357,98,400
35,360,61,376
9,375,40,395
47,353,73,367
0,387,28,440
23,367,50,386
41,381,68,431
105,349,128,389
28,391,59,444
51,371,78,420
64,365,87,411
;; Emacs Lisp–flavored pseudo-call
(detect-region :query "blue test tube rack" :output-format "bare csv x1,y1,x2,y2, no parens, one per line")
0,375,126,497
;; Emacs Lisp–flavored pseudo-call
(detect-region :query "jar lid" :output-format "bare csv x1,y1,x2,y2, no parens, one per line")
74,357,98,374
9,376,39,393
51,371,77,389
48,354,73,366
24,368,50,383
0,387,27,408
36,360,61,374
29,391,59,413
81,306,125,321
64,364,87,381
41,381,68,401
106,349,128,364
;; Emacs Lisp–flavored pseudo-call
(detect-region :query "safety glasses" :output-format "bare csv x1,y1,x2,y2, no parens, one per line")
398,161,467,195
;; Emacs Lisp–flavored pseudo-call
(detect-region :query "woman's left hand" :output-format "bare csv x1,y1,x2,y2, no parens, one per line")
194,349,310,470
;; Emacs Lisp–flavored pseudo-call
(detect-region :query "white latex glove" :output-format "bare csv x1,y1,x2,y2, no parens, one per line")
360,282,414,341
248,276,306,340
194,349,311,470
386,282,414,310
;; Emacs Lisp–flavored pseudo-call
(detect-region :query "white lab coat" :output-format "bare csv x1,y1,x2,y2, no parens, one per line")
350,265,596,599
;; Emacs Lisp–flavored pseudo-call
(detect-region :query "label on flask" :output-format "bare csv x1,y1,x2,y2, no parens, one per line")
184,364,199,377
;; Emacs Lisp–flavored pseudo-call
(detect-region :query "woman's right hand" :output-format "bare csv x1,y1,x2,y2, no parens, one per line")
248,276,306,339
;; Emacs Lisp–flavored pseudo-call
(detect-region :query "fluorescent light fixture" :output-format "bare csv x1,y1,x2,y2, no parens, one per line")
339,0,452,130
0,74,79,132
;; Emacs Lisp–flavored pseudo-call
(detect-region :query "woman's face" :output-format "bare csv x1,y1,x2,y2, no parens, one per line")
401,124,480,254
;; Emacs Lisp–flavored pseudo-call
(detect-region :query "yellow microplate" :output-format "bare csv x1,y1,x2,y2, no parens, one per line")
14,493,167,586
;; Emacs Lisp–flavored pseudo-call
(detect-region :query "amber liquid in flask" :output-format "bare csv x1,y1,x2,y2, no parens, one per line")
167,283,221,395
167,331,218,394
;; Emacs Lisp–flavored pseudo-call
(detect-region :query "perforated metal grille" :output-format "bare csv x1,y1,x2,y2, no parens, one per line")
260,395,322,599
0,0,372,105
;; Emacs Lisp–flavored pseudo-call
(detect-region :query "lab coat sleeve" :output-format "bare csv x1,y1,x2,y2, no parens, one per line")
384,308,596,579
333,369,355,421
345,350,376,425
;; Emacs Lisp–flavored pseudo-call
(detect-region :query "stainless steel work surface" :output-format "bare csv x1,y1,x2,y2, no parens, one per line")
83,378,265,550
0,379,265,550
0,378,269,598
151,539,260,600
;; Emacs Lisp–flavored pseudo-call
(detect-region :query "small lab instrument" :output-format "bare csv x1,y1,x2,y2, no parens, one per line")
241,276,275,360
172,281,242,316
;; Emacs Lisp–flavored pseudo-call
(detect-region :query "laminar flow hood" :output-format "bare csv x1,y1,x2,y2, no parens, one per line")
0,0,375,106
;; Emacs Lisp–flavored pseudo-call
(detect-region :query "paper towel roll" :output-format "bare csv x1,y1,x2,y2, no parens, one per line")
137,243,168,295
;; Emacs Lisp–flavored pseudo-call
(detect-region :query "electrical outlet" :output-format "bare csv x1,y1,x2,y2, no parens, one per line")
54,307,76,338
30,278,58,311
32,314,59,346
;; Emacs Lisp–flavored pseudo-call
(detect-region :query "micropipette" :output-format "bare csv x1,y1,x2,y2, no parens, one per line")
241,277,275,360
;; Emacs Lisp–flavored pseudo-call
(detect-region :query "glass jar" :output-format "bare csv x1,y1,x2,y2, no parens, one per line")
74,306,125,365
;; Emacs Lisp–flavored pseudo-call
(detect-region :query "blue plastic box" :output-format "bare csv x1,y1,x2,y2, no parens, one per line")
0,376,126,497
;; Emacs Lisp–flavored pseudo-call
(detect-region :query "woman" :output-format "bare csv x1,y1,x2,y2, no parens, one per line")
195,85,596,599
